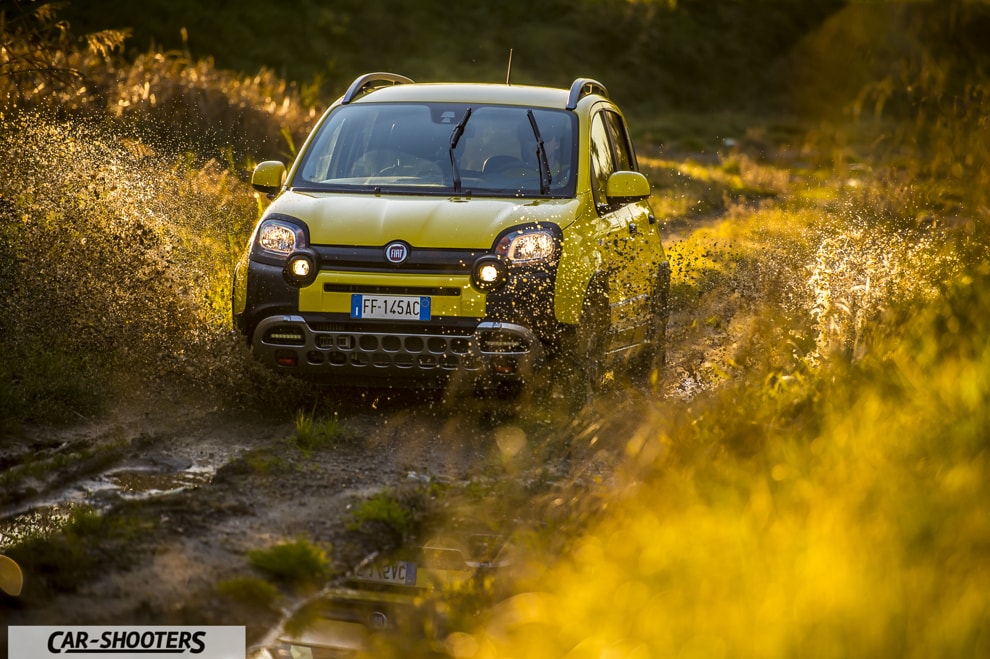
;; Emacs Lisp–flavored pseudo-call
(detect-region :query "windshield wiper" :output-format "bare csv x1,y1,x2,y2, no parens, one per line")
527,110,552,195
449,107,473,194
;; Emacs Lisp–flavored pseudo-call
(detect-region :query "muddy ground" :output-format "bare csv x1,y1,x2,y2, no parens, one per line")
0,279,731,654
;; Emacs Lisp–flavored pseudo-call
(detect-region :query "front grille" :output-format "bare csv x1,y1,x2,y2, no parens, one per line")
314,244,482,274
323,283,461,296
307,328,483,372
308,319,479,334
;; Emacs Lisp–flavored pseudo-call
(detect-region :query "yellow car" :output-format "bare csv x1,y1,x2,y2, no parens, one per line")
233,73,669,393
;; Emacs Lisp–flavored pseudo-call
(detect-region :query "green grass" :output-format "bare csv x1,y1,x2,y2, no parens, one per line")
473,272,990,656
347,490,418,542
293,410,342,452
247,539,331,588
215,449,289,479
0,349,106,428
5,507,151,602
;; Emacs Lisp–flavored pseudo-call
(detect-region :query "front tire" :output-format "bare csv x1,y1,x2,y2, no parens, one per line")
632,262,671,383
555,276,610,407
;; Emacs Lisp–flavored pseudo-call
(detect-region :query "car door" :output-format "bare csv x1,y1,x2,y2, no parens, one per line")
589,107,655,349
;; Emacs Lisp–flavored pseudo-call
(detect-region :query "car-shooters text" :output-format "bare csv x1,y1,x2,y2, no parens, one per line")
47,630,207,654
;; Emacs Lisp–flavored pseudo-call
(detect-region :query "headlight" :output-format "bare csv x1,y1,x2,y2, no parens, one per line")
495,228,557,264
256,219,306,256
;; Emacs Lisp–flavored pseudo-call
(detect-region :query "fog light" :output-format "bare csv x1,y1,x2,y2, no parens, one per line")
479,263,500,283
282,250,319,286
291,258,310,277
472,255,508,292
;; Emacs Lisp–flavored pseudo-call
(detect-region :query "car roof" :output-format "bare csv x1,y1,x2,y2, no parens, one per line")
348,82,573,109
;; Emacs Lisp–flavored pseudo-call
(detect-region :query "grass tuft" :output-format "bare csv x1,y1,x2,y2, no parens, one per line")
247,539,331,587
346,490,418,543
293,410,341,452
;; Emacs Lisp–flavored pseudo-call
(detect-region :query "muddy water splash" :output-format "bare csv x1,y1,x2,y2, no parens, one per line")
0,110,256,555
805,226,959,363
0,110,263,422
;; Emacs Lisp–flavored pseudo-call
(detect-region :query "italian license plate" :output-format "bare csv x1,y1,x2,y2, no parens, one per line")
351,294,431,321
353,561,418,586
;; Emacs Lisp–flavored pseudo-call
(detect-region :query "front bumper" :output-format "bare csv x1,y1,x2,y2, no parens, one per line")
252,315,546,387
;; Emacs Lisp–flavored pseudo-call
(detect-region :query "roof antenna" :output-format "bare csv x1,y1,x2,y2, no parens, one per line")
506,48,513,85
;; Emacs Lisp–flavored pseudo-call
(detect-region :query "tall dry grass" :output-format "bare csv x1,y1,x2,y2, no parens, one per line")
447,64,990,658
0,2,322,426
1,0,317,163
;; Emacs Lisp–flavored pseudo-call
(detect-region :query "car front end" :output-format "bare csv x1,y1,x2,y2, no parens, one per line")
233,186,581,389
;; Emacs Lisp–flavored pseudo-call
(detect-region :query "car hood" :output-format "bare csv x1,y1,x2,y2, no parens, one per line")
270,190,582,248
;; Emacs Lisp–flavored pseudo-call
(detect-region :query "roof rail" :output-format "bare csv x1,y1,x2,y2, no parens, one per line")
566,78,609,110
341,72,415,104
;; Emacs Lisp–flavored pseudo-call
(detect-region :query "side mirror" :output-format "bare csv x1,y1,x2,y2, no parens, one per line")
251,161,287,195
606,170,651,204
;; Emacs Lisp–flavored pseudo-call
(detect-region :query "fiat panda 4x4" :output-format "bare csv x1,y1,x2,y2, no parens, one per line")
232,73,669,394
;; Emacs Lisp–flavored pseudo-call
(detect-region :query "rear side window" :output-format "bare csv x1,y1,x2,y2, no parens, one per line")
589,109,638,213
589,112,615,211
603,110,636,171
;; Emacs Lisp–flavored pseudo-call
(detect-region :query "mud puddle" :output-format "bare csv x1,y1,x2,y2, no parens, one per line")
0,454,221,550
0,405,282,551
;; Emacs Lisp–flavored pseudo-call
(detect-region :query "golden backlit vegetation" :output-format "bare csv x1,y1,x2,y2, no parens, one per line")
471,199,987,657
2,0,989,655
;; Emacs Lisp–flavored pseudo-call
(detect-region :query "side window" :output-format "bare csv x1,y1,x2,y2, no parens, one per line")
589,112,615,212
299,114,347,182
603,110,636,172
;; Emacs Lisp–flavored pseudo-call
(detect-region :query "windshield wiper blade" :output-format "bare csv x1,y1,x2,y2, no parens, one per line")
527,110,552,195
449,107,472,194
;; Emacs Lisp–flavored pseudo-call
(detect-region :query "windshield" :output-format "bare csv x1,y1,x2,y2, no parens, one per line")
292,103,577,198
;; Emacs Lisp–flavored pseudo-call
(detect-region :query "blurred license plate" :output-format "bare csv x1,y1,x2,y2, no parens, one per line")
351,294,430,320
353,561,417,586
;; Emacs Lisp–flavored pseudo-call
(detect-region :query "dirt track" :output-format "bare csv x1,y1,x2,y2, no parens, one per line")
0,384,643,646
0,246,729,653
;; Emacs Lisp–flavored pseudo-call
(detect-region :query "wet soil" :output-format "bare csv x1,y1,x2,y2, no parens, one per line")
0,294,731,653
0,393,585,641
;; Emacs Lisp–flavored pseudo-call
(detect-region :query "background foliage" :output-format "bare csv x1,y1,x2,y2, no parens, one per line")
58,0,845,113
